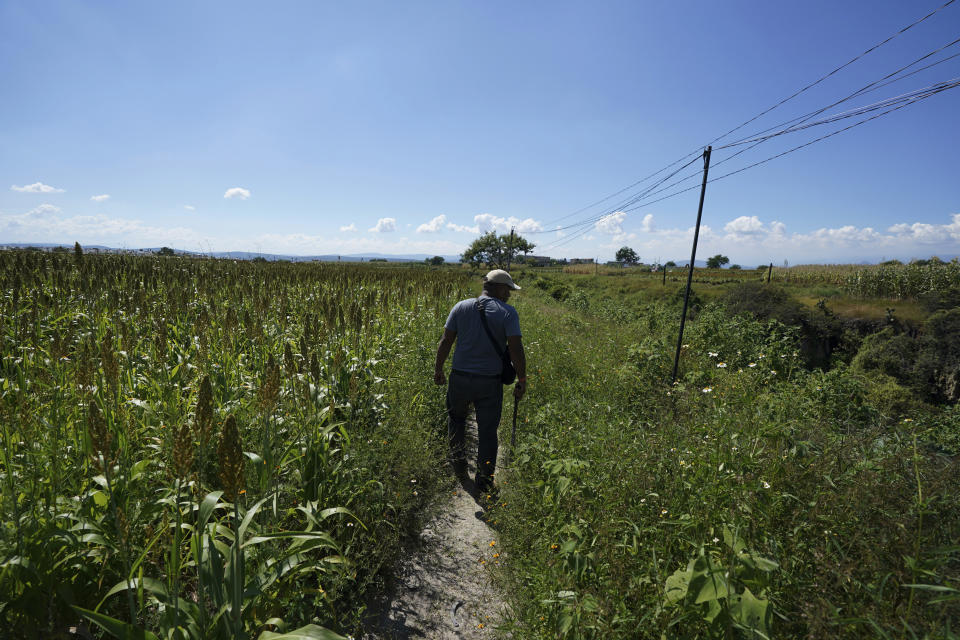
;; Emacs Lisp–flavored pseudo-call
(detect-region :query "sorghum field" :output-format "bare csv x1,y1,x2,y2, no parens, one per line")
2,250,959,638
0,250,468,639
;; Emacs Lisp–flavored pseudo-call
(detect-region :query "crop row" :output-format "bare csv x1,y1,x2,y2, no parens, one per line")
0,251,471,638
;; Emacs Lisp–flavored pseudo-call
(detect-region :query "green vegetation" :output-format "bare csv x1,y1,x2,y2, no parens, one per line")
2,250,959,638
491,274,960,638
615,247,639,265
706,254,730,269
462,231,535,268
0,251,471,638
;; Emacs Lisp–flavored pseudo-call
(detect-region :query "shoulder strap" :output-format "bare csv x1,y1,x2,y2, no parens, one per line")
475,298,505,358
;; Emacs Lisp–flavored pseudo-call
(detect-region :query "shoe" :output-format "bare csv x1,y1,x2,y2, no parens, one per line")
450,458,468,477
475,473,496,496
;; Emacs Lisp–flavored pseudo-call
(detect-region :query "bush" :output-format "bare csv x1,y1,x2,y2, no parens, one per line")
724,283,843,369
549,282,571,302
851,327,918,385
915,308,960,402
724,283,804,325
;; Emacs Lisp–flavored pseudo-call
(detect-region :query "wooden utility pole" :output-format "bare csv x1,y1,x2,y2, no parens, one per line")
506,227,515,270
767,262,773,283
671,146,712,384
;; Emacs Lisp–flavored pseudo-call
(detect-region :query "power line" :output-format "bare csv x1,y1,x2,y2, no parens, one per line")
706,0,957,146
545,74,960,240
621,80,960,213
718,76,960,149
539,150,702,229
716,36,960,150
540,23,960,241
528,153,703,235
537,1,959,253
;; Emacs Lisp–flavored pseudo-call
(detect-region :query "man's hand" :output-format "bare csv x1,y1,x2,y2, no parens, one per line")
435,329,456,386
513,378,526,399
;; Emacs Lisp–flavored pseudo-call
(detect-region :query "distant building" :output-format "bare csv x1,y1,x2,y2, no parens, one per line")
525,255,552,267
570,258,594,265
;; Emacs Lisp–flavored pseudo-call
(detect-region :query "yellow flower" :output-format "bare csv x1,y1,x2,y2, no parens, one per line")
489,540,496,547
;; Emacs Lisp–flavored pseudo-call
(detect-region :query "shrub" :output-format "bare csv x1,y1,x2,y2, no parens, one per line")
851,327,918,385
724,283,804,325
915,308,960,402
549,282,571,302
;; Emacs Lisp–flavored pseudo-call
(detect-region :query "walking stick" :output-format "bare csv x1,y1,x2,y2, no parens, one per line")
510,394,519,449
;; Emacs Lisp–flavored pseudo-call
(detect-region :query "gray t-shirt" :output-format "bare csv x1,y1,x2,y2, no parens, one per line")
445,294,522,375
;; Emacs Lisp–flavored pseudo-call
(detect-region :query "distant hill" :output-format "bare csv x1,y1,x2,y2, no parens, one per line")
1,243,461,263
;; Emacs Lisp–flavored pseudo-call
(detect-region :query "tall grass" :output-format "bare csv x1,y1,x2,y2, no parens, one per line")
0,251,471,638
492,284,960,638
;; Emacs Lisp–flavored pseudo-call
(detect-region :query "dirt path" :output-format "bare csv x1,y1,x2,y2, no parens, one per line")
364,418,510,639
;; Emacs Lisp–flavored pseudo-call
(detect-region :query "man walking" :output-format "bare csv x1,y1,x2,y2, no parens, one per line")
434,269,527,494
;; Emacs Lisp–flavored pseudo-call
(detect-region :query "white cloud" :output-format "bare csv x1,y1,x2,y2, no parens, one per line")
340,223,358,232
369,217,396,233
0,205,204,249
224,187,251,200
447,221,480,233
617,213,960,265
470,213,543,234
184,205,195,211
595,211,626,235
22,204,62,219
90,194,110,202
724,215,764,235
417,215,447,233
444,214,543,235
887,217,960,243
641,214,655,232
11,182,64,194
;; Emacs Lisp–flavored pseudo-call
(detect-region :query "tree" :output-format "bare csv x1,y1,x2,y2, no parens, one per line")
157,246,175,257
665,260,677,268
462,231,535,269
615,246,639,265
729,264,741,270
425,256,445,266
706,254,730,269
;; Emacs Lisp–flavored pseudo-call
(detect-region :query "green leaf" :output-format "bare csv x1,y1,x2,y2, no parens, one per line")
901,583,960,592
722,525,746,554
198,491,224,529
129,459,151,481
664,567,691,605
316,506,365,529
71,606,159,640
690,568,729,604
257,624,348,640
243,531,339,549
749,553,779,572
238,494,273,541
729,587,771,637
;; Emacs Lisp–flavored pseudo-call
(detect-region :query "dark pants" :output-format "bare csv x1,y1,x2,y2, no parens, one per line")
447,370,503,479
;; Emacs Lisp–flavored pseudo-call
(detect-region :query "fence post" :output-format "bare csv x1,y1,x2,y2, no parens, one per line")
671,146,712,384
767,262,773,283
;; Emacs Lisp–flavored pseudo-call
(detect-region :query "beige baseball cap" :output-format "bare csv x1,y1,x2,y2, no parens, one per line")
484,269,520,290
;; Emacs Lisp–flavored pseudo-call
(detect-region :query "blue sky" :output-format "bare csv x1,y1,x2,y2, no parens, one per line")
1,1,958,264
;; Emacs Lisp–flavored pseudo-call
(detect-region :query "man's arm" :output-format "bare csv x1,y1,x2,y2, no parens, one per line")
507,335,527,399
434,328,457,385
